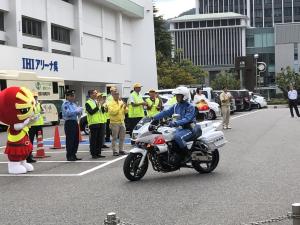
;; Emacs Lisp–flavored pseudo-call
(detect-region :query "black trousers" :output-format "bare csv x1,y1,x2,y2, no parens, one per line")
89,123,104,156
289,100,300,117
27,125,43,160
64,120,79,160
105,119,111,141
128,117,143,137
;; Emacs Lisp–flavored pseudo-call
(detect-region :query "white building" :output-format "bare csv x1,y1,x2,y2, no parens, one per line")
0,0,157,105
169,13,248,80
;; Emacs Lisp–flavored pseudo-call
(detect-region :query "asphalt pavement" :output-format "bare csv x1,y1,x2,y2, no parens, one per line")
0,108,299,225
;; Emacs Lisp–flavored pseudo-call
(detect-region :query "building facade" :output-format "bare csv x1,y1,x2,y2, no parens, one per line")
0,0,157,105
195,0,300,27
170,13,247,79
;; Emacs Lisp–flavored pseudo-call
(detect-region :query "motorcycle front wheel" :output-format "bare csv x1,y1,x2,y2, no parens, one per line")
123,153,149,181
192,149,219,173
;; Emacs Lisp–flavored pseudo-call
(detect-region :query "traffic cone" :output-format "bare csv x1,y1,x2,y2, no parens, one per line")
51,126,65,149
78,123,83,142
34,130,50,158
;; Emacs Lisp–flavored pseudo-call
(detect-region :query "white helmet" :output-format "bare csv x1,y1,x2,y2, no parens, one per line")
172,86,190,101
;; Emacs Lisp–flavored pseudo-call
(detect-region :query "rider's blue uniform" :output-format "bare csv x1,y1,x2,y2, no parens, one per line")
153,101,200,149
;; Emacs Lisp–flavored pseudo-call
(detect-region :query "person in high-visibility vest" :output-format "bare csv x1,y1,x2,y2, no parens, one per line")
128,83,147,137
98,92,109,148
27,92,45,163
85,90,105,159
145,89,162,117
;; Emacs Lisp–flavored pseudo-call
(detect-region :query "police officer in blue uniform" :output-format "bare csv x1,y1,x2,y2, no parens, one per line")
62,90,83,161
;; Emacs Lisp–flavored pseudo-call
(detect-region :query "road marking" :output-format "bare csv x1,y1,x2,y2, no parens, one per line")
0,161,108,163
0,150,116,155
0,173,79,177
78,155,127,176
231,110,261,120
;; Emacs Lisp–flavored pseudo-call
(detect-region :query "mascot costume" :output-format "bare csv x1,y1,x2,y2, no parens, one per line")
0,86,39,174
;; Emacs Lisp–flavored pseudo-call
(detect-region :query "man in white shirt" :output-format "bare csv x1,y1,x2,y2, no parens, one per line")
288,85,300,118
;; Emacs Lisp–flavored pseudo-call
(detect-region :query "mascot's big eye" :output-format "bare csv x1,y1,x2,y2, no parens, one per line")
20,108,30,114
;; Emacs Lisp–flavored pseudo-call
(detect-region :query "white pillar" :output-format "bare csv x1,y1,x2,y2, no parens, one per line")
195,0,200,14
6,0,22,47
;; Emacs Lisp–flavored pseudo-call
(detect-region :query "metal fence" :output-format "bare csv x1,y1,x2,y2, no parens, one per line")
104,203,300,225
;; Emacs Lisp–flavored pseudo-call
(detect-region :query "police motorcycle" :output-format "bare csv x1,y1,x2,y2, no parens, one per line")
123,114,226,181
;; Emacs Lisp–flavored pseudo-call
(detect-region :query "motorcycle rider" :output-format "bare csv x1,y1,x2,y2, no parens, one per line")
151,87,201,162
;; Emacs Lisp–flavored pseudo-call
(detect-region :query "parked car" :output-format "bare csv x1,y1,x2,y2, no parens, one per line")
228,90,251,111
213,90,236,114
250,93,268,109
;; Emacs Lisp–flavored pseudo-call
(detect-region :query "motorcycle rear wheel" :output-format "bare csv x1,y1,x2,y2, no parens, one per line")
123,153,149,181
192,149,219,173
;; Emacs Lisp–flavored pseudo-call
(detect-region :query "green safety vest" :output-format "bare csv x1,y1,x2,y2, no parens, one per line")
167,96,177,106
86,99,104,125
128,92,144,118
32,103,44,126
146,98,160,117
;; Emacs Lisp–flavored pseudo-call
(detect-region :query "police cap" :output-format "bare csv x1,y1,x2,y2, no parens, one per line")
65,90,75,96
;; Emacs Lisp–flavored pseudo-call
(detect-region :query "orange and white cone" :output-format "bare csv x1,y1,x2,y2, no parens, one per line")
34,130,50,158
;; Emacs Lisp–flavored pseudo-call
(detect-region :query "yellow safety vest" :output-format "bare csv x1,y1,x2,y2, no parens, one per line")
128,92,144,118
146,98,160,117
86,99,103,126
167,96,177,106
32,103,44,126
7,127,29,142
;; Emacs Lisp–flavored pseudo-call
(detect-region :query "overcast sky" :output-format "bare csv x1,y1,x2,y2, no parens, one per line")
153,0,195,19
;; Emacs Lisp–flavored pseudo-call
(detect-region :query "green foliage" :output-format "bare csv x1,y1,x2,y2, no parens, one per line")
153,6,172,59
211,71,240,90
276,66,300,97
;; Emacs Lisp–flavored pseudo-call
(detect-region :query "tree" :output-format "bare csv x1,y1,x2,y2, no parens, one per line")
211,71,240,90
156,52,196,88
153,6,172,58
276,66,300,97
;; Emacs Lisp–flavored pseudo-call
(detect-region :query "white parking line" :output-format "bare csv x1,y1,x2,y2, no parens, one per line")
231,110,261,120
0,174,79,177
0,161,108,163
78,155,127,176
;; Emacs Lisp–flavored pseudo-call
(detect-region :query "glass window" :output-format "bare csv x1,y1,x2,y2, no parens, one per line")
221,19,228,26
0,11,4,31
207,20,213,27
265,0,272,4
228,19,235,25
255,9,263,18
284,7,292,16
265,8,272,17
236,19,241,25
294,7,300,16
22,17,42,38
175,23,179,29
0,40,5,45
200,21,206,27
179,22,185,29
193,21,199,28
23,44,43,51
274,8,282,17
186,22,192,28
52,49,71,55
246,34,254,47
214,20,220,26
51,25,70,44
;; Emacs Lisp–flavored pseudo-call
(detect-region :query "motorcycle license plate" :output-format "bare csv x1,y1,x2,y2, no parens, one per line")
192,153,211,161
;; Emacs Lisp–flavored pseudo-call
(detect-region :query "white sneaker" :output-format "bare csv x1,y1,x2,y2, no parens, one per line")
21,160,34,172
227,126,232,129
8,161,27,174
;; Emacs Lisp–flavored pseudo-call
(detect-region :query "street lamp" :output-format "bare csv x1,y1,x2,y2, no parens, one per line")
254,54,259,92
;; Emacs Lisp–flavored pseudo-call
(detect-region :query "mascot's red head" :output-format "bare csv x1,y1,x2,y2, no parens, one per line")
0,86,36,125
